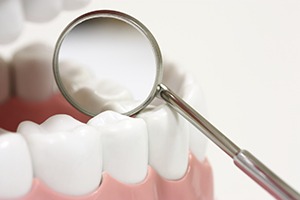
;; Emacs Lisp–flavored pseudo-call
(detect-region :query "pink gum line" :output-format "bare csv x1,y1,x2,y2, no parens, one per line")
13,154,213,200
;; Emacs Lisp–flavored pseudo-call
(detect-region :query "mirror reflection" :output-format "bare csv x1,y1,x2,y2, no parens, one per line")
56,17,157,115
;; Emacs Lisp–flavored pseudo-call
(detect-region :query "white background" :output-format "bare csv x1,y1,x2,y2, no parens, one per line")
1,1,299,199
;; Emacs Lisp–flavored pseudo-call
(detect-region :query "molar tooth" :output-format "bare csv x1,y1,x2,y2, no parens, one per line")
12,43,54,102
60,62,133,114
0,57,10,103
17,114,102,196
0,0,24,44
63,0,91,10
138,105,189,180
88,111,148,184
22,0,63,22
0,130,33,199
72,81,134,114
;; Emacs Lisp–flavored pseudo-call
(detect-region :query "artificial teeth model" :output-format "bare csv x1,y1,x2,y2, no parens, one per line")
0,42,214,200
0,1,214,199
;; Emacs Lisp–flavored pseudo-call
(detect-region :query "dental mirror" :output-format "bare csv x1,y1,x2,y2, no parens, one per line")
53,10,300,199
53,10,161,116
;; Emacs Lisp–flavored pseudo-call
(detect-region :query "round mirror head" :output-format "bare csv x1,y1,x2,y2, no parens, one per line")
53,10,162,116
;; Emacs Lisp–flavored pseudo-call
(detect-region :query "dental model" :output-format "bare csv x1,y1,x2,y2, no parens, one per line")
0,43,214,200
0,1,214,199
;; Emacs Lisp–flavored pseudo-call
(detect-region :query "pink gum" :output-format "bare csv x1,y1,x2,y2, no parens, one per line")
15,154,213,200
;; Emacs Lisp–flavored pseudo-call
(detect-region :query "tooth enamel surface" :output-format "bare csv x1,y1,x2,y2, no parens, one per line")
17,115,103,196
12,43,54,102
63,0,91,10
60,62,133,114
88,111,148,184
0,0,24,44
138,105,190,180
0,57,10,103
0,131,33,199
164,64,208,162
183,81,208,161
23,0,62,22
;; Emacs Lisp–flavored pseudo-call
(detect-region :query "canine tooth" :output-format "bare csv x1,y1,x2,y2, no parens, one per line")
0,0,24,44
138,105,190,180
163,64,208,161
0,131,33,199
0,57,10,103
183,82,208,161
63,0,91,10
88,111,148,184
18,115,102,196
12,43,54,101
23,0,62,22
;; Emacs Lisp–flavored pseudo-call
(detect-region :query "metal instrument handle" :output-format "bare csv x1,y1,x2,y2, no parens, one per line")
158,83,300,200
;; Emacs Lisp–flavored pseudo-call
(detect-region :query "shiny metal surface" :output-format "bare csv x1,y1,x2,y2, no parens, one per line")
234,150,300,200
157,84,240,158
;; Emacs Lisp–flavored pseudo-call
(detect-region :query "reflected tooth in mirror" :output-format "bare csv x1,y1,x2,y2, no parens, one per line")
63,0,91,10
72,86,133,114
0,131,33,199
12,43,54,101
0,0,24,44
138,105,189,180
0,57,10,103
58,61,94,107
58,61,93,92
59,62,134,114
17,115,102,196
88,111,148,184
23,0,62,22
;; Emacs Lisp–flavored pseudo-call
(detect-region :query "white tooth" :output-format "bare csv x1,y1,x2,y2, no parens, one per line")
60,62,133,114
63,0,91,10
12,43,54,101
0,131,33,199
22,0,62,22
164,64,208,162
0,57,10,103
17,114,102,196
72,83,135,114
70,81,134,114
58,61,92,92
0,0,24,44
138,105,189,180
183,81,208,161
88,111,148,184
